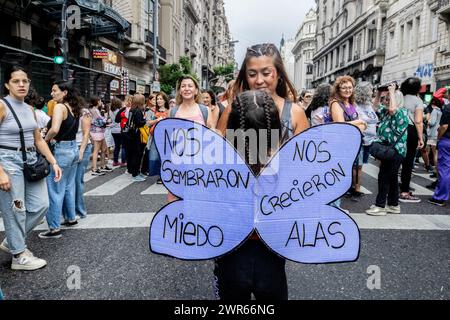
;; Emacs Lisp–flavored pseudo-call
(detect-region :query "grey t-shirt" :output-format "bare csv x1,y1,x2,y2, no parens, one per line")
403,94,424,125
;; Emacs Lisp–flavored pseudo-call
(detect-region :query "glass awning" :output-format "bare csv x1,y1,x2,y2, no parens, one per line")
33,0,130,36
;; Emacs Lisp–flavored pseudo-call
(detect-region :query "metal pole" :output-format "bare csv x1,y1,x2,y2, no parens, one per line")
61,0,68,81
152,0,159,84
206,48,209,89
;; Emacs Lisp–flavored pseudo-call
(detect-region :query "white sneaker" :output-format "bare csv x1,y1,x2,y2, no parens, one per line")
0,239,10,254
11,250,47,271
386,205,401,214
132,176,146,182
366,205,387,216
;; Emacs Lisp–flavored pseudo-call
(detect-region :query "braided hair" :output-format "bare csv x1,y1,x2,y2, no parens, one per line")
228,90,281,175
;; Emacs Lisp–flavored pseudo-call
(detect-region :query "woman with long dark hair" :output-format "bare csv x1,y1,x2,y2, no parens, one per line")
124,94,147,182
399,77,424,203
217,43,309,141
0,65,61,270
39,81,83,238
202,89,220,128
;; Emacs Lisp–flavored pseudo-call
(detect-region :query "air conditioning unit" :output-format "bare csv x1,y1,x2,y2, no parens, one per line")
438,45,448,53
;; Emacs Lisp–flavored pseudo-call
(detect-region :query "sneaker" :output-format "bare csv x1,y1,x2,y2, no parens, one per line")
430,173,437,178
91,169,105,176
139,173,148,180
61,220,78,227
120,162,127,167
426,181,437,190
366,205,387,216
112,161,121,167
427,198,446,207
156,178,163,185
100,166,113,172
132,176,146,182
11,250,47,271
386,205,401,214
399,193,421,203
0,239,10,254
38,230,62,239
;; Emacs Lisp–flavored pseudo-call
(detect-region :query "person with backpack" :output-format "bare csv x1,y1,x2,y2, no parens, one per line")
123,94,148,182
114,95,132,168
166,75,212,202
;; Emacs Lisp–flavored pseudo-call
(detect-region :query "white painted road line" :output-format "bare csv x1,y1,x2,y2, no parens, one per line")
84,173,136,196
141,184,168,195
2,213,449,232
364,163,434,196
360,186,373,195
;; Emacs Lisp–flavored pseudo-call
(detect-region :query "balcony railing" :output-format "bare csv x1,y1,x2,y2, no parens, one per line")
144,30,167,60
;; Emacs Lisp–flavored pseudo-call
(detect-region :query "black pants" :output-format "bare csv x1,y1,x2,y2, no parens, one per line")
400,125,418,193
112,133,126,163
141,146,149,174
213,239,288,301
125,137,144,177
376,152,404,207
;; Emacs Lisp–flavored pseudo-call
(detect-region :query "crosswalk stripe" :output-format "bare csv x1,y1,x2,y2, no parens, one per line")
2,213,449,231
412,172,435,181
363,163,434,196
360,186,373,195
84,173,136,196
141,184,168,195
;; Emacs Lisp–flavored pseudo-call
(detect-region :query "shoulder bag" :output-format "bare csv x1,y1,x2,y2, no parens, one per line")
370,111,408,161
2,99,50,182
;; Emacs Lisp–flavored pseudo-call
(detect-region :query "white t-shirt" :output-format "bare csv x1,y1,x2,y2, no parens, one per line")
403,94,423,125
35,109,50,129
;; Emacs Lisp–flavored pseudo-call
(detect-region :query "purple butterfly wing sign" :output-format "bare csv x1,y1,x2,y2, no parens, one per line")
149,119,255,260
255,123,361,263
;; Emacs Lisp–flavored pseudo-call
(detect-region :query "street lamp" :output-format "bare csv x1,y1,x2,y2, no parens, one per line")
206,40,238,89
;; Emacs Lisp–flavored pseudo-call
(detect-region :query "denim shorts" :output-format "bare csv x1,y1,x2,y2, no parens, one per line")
354,145,371,166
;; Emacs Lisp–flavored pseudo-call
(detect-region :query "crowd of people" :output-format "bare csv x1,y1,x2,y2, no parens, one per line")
0,42,449,301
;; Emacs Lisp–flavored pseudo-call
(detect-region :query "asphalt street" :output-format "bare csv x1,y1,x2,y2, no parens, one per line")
0,159,449,300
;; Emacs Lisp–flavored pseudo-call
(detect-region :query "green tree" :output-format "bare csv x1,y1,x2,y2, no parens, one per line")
159,56,198,95
213,63,235,82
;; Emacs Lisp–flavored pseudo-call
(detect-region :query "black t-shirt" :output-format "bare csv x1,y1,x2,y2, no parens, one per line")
440,109,450,139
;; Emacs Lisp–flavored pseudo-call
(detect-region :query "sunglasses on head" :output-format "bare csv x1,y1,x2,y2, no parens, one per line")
247,43,278,57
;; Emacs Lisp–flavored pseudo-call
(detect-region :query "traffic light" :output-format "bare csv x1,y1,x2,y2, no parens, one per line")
54,48,65,65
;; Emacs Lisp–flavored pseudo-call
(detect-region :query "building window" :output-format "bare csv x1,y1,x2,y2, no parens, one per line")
407,20,413,52
398,25,405,55
388,30,395,57
431,13,438,42
368,29,377,52
343,10,348,28
356,0,362,16
348,38,353,62
415,17,420,50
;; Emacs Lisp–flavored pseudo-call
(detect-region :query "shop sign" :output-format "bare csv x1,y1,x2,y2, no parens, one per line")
137,80,146,94
93,48,108,59
104,62,122,76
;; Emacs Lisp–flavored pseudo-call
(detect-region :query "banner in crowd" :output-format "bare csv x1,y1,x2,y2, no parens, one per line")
149,119,362,264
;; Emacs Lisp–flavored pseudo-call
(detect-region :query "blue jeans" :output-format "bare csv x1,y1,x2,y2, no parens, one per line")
112,133,126,163
46,141,78,229
0,149,49,255
148,138,161,176
62,144,92,219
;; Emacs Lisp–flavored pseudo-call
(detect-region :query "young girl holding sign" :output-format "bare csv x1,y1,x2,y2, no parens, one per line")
213,89,287,300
